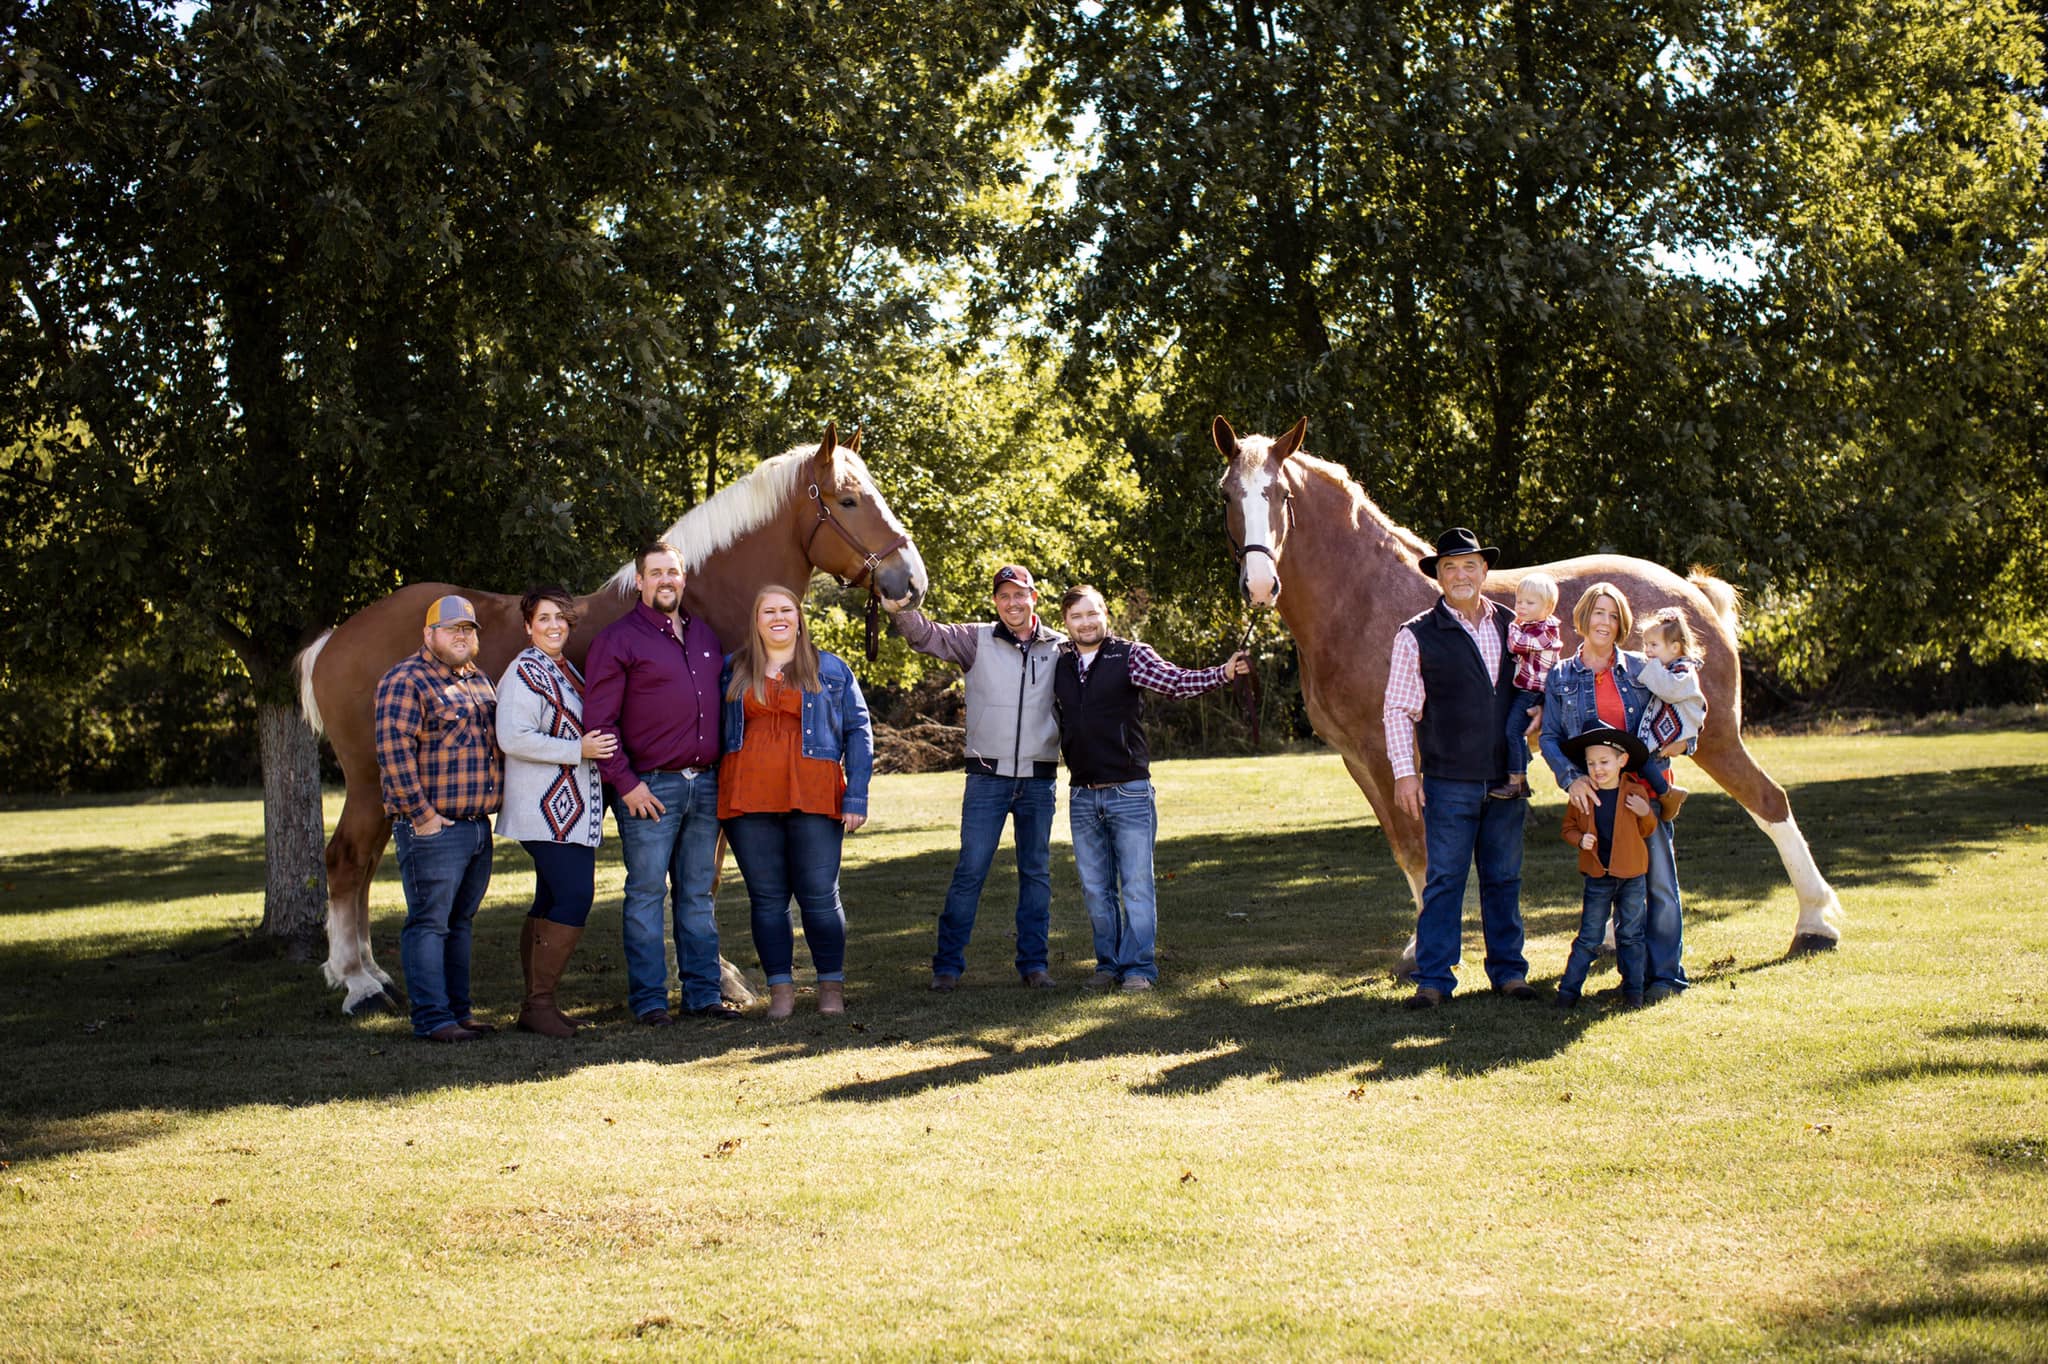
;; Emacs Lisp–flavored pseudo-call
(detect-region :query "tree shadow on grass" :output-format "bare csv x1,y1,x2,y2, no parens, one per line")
1766,1234,2048,1359
0,834,270,915
2,765,2035,1160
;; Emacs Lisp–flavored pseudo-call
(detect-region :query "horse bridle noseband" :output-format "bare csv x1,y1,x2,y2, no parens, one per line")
804,478,911,660
1226,488,1294,575
1224,484,1293,746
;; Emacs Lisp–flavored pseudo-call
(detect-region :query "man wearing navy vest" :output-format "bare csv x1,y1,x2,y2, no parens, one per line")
1383,528,1541,1008
890,565,1067,990
1052,586,1249,993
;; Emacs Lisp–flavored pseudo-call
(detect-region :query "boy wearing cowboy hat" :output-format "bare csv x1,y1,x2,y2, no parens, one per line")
1556,724,1661,1009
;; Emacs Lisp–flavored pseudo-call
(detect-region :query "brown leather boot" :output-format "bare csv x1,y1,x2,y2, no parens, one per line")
519,915,537,983
764,983,797,1020
1659,785,1689,822
817,980,845,1015
517,921,583,1039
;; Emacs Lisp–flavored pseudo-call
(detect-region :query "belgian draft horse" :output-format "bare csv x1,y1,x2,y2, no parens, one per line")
298,424,928,1015
1213,416,1841,967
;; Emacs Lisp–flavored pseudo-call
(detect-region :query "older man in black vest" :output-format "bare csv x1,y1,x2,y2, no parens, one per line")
1383,528,1540,1008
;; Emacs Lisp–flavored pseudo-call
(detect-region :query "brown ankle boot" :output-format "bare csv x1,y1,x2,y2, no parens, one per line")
765,983,796,1020
817,980,845,1015
517,921,583,1039
1659,786,1689,822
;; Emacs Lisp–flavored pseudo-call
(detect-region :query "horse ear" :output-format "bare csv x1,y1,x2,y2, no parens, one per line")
1212,416,1239,458
847,426,861,455
1272,416,1308,463
817,421,839,461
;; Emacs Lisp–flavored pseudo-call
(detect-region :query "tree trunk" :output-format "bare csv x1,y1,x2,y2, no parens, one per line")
258,700,328,960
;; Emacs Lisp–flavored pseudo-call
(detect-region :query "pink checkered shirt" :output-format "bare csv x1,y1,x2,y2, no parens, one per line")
1383,598,1507,780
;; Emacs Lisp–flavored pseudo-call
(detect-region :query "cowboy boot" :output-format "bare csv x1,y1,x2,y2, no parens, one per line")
519,915,537,984
817,980,845,1015
517,921,583,1039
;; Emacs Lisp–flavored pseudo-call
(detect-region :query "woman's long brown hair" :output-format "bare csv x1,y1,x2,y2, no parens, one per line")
724,584,822,701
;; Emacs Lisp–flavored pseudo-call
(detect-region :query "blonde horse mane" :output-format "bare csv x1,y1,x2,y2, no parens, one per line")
1255,438,1435,560
607,443,869,592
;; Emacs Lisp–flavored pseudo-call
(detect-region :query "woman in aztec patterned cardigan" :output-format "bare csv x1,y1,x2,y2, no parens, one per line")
495,586,619,1037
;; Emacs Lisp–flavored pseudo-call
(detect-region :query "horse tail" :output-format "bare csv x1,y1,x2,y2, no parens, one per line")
297,629,334,737
1688,567,1740,631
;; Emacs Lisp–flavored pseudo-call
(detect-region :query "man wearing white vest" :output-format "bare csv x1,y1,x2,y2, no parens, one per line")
890,565,1067,990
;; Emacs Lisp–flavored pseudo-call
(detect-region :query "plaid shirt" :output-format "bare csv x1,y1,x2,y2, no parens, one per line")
1383,597,1506,780
375,648,501,822
1077,640,1235,698
1507,615,1564,692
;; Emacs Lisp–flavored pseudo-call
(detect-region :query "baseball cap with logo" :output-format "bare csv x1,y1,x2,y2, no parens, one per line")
424,595,480,630
991,565,1036,593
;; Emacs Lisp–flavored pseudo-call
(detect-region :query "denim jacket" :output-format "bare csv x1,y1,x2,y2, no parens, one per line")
1539,648,1693,790
719,649,875,816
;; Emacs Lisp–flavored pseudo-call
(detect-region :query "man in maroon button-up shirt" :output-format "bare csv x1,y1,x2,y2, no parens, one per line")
584,541,738,1023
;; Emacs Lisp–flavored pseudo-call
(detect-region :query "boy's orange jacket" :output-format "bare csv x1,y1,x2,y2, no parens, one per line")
1560,776,1661,877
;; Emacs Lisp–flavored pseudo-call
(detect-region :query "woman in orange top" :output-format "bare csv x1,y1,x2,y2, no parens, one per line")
718,586,874,1019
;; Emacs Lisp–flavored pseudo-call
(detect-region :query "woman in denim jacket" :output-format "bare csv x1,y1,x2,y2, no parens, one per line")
717,585,874,1018
1539,582,1692,1001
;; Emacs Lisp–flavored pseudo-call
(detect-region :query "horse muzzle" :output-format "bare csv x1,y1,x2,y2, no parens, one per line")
1240,564,1282,609
877,544,929,611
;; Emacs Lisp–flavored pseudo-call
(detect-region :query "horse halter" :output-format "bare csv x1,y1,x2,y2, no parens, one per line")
1226,486,1295,575
803,477,911,660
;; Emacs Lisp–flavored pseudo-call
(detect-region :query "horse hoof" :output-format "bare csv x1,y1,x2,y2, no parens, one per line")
1787,933,1839,956
380,982,408,1007
343,991,397,1018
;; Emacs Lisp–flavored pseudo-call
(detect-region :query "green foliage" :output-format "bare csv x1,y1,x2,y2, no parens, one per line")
1003,0,2048,693
0,0,1034,704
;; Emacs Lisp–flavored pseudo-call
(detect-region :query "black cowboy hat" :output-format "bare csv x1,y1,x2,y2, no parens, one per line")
1561,724,1651,774
1417,527,1500,578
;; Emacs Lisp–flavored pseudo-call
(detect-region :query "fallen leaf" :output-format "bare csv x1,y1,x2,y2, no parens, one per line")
706,1138,744,1159
1346,1086,1367,1102
499,1163,521,1173
210,1197,230,1207
1180,1169,1198,1184
1560,1092,1573,1103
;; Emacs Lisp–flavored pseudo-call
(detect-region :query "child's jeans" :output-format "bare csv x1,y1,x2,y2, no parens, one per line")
1639,753,1672,798
1558,872,1647,999
1505,688,1544,776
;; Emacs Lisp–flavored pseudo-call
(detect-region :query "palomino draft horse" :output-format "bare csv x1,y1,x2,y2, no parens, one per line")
1214,416,1842,964
298,424,928,1015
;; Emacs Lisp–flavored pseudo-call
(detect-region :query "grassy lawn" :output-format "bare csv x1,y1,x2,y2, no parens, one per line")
3,732,2046,1360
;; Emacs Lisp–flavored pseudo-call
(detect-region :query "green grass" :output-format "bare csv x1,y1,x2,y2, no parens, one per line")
3,733,2046,1360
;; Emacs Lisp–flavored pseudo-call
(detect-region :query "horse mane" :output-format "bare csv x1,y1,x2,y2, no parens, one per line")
1254,439,1433,560
606,443,866,591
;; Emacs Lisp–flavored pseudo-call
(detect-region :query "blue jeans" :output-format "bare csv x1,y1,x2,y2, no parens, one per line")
1645,815,1687,993
1559,872,1647,999
1069,780,1160,982
1505,688,1543,776
1413,777,1527,997
933,772,1056,979
612,769,723,1015
394,816,494,1036
724,812,847,985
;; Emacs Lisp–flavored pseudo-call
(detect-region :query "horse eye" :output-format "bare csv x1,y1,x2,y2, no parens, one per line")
839,496,858,509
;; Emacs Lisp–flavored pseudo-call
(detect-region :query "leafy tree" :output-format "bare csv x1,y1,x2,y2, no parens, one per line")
0,0,1033,951
1002,0,2048,693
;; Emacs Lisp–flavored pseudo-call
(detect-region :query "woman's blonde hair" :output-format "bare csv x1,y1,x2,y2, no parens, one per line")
1515,571,1559,615
725,584,822,701
1641,606,1702,658
1571,581,1635,643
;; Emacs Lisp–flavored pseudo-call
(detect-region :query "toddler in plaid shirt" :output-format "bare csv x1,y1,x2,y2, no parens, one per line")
1489,572,1562,801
